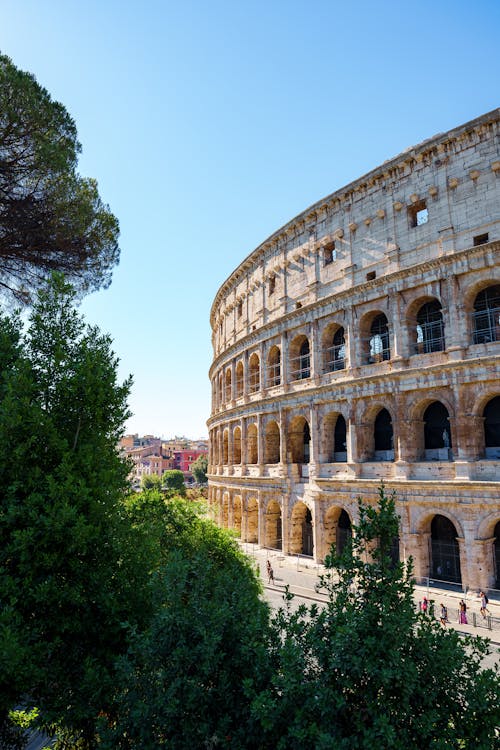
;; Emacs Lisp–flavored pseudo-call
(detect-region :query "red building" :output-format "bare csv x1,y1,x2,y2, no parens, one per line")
174,449,208,481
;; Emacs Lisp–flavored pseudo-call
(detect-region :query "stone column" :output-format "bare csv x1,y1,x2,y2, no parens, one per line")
310,318,320,381
243,349,249,397
241,419,248,471
230,360,236,402
443,274,465,357
309,402,318,478
281,330,289,387
345,306,358,371
227,423,233,472
281,496,290,555
466,537,495,592
388,289,404,360
257,492,265,547
312,499,323,563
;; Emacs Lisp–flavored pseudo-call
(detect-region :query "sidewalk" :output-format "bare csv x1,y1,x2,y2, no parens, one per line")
240,542,500,646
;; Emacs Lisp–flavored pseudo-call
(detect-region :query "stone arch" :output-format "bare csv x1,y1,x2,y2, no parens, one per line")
233,494,242,536
233,425,242,464
222,428,229,464
360,310,390,364
290,501,314,556
322,411,347,462
246,496,258,543
322,321,346,372
423,401,452,459
483,395,500,459
494,520,500,589
374,407,394,460
415,299,445,354
324,505,353,556
264,499,282,549
235,360,244,397
289,415,310,464
225,368,232,401
267,344,281,386
221,492,229,528
414,509,464,585
290,333,310,380
465,281,500,344
264,420,280,464
247,422,258,464
249,352,260,393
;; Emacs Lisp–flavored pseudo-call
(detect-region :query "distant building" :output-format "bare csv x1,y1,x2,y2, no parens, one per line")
121,434,208,486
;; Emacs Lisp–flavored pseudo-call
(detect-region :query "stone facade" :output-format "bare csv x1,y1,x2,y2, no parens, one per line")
208,109,500,593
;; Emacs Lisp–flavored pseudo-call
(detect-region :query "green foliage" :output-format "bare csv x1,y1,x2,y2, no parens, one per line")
191,453,208,484
251,485,500,749
0,275,150,744
140,473,162,491
100,498,272,750
162,468,186,494
0,54,120,302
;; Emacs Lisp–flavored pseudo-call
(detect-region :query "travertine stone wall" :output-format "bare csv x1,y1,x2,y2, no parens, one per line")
208,110,500,593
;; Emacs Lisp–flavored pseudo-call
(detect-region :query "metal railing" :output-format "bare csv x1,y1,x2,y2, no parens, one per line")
472,307,500,344
325,343,346,372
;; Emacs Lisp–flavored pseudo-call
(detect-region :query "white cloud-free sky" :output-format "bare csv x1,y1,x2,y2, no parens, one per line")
2,0,499,438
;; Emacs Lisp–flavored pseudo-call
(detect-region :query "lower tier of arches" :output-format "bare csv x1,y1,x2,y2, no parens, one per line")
208,480,500,593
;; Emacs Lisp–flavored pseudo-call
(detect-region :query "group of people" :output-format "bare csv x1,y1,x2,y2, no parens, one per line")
420,592,492,627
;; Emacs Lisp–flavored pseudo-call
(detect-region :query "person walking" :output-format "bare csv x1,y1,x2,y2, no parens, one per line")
479,591,490,619
421,596,429,615
266,559,275,585
439,603,448,628
458,599,468,625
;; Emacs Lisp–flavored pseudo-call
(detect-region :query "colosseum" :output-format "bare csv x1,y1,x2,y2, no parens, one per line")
208,109,500,594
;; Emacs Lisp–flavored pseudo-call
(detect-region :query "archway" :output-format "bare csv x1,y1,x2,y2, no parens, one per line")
265,420,280,464
368,313,390,363
415,300,445,353
484,396,500,458
247,423,258,464
494,521,500,590
423,401,451,459
264,500,282,549
246,497,258,543
225,368,232,401
290,335,310,380
374,408,394,460
290,502,314,556
325,326,346,372
235,361,244,397
249,353,260,393
337,509,352,555
233,426,241,464
222,429,229,464
289,416,310,464
430,515,461,584
334,415,347,461
472,284,500,344
267,345,281,386
233,495,242,536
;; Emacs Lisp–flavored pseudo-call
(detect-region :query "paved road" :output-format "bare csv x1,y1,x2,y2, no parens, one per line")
240,542,500,672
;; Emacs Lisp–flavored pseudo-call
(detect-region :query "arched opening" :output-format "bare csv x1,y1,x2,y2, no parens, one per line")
265,420,280,464
246,497,258,543
221,494,229,528
290,335,310,380
484,396,500,458
494,521,500,590
247,423,258,464
336,509,352,555
264,500,282,549
290,502,313,556
222,429,229,464
430,515,461,584
334,415,347,461
325,326,346,372
374,408,394,461
423,401,452,460
368,314,390,364
472,284,500,344
235,361,244,397
233,496,242,536
225,368,232,401
267,345,281,386
233,426,241,464
415,300,445,354
289,416,310,464
248,353,260,393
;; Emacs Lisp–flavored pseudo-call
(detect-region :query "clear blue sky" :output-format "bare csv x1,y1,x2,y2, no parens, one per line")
2,1,499,438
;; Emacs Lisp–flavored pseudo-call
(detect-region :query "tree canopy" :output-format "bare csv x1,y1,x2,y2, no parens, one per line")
191,453,208,484
162,468,185,494
0,54,120,303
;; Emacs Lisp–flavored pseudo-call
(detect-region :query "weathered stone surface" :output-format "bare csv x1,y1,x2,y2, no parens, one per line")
208,110,500,593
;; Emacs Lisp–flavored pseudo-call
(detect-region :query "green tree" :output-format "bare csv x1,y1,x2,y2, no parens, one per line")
99,497,272,750
191,453,208,484
140,473,162,491
0,275,150,746
0,54,119,303
162,468,185,495
252,485,500,749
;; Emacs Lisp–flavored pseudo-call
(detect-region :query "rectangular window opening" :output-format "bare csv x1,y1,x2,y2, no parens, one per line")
269,275,275,295
366,271,376,281
323,242,336,266
473,233,489,246
237,301,243,318
408,200,428,228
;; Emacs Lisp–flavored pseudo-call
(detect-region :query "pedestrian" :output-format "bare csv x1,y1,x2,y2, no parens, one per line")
420,596,429,615
266,559,275,585
479,591,490,619
458,599,468,625
439,603,448,627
